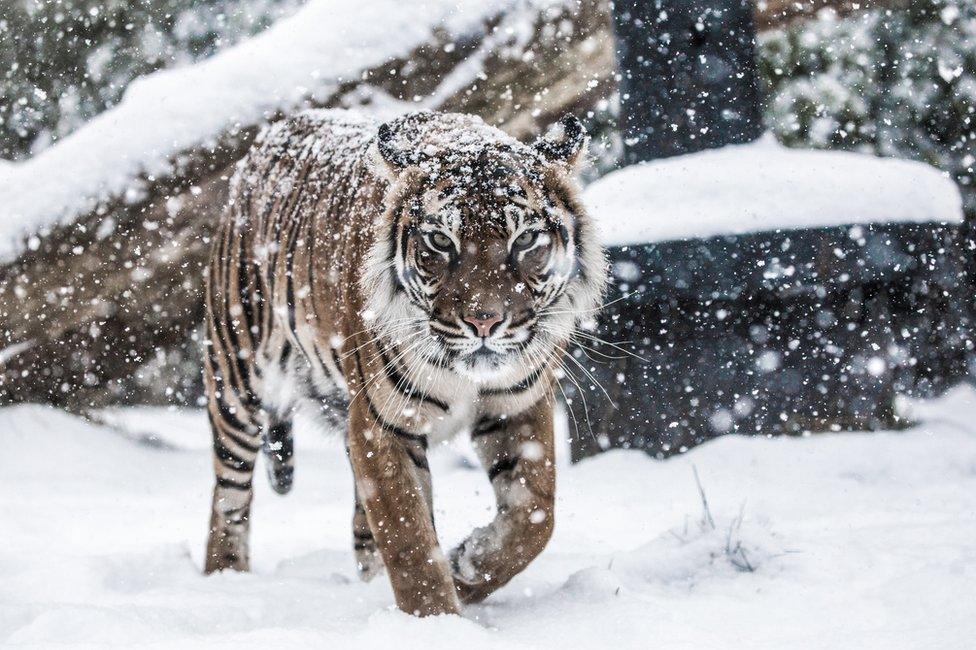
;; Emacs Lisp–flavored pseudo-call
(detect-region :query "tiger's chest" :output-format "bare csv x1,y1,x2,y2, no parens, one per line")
349,355,484,446
257,331,484,444
415,385,481,446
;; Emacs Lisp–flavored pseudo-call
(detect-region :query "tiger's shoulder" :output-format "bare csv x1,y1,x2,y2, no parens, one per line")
230,108,530,195
257,108,380,159
227,109,381,206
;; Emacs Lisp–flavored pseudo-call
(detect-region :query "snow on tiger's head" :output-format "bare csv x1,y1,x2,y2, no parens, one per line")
361,111,607,382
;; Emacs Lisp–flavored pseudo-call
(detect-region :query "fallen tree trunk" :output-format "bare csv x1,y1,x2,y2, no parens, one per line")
0,0,614,410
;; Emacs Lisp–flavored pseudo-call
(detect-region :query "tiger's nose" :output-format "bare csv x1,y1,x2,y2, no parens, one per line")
463,311,504,338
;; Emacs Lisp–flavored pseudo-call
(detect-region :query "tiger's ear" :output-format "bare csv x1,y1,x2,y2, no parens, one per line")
371,121,427,180
377,122,409,168
534,114,588,171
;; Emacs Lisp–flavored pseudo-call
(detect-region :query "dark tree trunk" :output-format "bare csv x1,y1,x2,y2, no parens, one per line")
612,0,763,162
564,222,969,461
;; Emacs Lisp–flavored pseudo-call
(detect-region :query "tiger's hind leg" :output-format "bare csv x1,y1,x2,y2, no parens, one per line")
352,484,384,581
262,416,294,495
203,359,263,574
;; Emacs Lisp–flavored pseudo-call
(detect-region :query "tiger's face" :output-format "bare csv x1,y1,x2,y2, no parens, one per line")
363,113,606,383
404,175,578,380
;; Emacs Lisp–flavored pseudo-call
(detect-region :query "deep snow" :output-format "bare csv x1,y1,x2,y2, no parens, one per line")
3,387,975,648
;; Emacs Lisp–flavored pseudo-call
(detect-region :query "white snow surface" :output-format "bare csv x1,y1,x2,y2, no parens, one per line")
0,0,552,261
4,387,976,648
588,136,964,246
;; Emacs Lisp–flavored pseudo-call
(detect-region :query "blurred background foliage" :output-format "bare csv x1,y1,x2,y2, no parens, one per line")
761,0,976,216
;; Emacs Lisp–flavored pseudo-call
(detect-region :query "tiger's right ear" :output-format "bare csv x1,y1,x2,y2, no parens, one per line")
371,122,426,181
534,114,588,171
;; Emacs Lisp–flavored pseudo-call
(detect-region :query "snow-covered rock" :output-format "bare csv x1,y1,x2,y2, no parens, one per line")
587,135,964,247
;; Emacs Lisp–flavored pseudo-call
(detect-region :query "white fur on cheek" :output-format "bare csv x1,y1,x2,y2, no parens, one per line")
361,224,427,344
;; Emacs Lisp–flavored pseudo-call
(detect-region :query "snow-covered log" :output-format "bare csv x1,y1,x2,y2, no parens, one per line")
0,0,614,409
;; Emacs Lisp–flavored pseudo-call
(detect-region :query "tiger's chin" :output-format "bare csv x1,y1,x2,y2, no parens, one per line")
453,348,519,383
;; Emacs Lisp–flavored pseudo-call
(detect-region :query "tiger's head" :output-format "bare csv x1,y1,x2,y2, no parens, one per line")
363,111,606,384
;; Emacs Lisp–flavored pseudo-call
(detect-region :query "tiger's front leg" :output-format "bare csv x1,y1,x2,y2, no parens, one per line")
451,399,556,603
350,448,435,582
346,400,460,616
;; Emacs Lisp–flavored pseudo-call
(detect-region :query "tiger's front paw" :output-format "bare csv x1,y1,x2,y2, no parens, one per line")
449,536,494,604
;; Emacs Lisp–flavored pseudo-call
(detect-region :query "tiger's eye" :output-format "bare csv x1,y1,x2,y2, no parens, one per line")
429,231,453,251
514,230,538,248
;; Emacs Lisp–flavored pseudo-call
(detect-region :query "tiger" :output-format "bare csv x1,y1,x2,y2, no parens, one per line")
202,108,606,616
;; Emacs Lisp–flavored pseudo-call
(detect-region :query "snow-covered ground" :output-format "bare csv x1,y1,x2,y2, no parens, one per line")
3,387,976,649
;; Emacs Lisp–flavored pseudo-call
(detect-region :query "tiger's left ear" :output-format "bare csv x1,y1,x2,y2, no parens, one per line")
370,121,428,182
534,114,588,171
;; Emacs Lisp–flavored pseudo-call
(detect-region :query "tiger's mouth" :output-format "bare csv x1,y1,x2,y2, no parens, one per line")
447,329,540,382
422,310,544,381
470,345,499,359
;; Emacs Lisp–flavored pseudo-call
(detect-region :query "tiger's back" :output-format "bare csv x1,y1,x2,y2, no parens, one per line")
209,110,377,418
204,111,376,502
